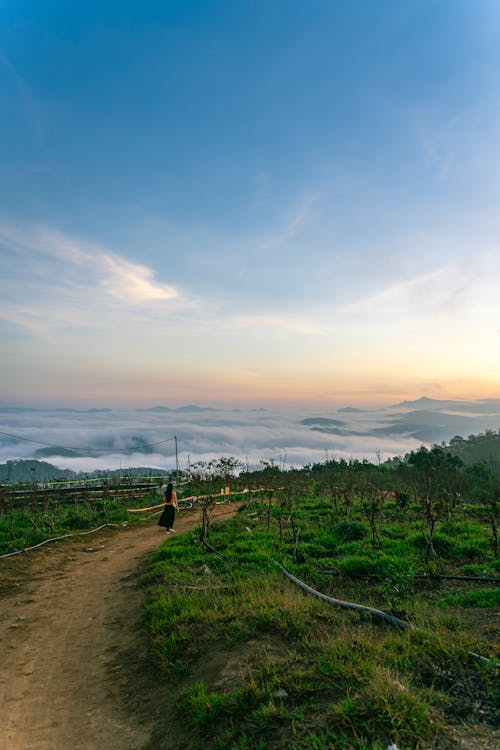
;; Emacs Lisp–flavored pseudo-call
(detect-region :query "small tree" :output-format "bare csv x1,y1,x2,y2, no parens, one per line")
465,463,499,557
199,495,216,542
208,456,244,483
406,446,464,563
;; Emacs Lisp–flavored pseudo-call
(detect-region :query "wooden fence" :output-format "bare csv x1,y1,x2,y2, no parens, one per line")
0,478,162,509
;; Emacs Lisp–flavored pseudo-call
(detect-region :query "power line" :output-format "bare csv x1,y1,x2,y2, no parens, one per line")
0,430,177,453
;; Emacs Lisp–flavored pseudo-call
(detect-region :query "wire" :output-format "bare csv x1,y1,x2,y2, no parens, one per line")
0,430,176,453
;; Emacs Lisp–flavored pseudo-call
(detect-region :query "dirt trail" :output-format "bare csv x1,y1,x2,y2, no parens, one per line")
0,503,239,750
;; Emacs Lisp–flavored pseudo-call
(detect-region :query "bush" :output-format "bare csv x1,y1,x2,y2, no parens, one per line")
337,555,373,576
332,520,368,542
338,554,413,580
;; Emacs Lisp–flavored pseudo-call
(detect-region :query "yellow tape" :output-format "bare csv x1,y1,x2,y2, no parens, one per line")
126,487,267,513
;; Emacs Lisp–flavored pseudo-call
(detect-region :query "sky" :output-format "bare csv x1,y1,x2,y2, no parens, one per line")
1,0,500,410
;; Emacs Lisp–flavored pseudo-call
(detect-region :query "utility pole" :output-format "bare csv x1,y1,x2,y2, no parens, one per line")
175,435,179,486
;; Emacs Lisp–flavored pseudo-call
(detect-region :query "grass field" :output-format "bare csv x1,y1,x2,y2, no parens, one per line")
142,485,499,749
1,455,498,747
0,492,154,557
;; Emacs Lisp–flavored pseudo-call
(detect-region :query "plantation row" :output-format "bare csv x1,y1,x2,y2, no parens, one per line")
1,443,499,567
142,477,499,750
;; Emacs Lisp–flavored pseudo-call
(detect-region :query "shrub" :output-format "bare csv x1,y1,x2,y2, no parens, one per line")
337,555,373,576
332,521,368,542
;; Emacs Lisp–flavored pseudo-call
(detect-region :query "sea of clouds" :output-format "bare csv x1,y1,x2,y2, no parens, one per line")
2,398,500,474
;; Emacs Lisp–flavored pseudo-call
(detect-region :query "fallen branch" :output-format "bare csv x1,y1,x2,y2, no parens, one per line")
273,561,412,630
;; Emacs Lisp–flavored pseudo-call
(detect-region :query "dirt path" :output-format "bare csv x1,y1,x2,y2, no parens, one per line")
0,503,239,750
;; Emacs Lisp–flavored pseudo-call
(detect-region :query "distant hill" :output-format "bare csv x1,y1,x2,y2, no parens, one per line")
386,430,500,476
371,409,491,442
391,397,500,414
385,412,498,443
173,404,215,413
34,447,83,458
0,459,170,484
144,404,215,413
0,460,76,483
302,402,500,445
301,418,346,427
443,430,500,472
301,417,350,437
391,397,470,411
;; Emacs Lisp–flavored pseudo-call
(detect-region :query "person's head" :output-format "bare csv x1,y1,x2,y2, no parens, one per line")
164,482,173,501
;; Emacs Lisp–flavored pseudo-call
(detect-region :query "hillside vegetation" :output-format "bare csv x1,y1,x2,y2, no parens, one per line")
140,452,499,750
0,458,167,484
1,444,498,747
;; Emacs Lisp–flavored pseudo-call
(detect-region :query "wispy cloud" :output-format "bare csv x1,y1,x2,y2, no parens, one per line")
0,223,180,303
342,267,454,316
340,257,500,325
258,192,321,250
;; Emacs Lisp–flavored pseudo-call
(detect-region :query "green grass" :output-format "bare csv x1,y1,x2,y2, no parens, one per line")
142,496,499,749
0,494,156,555
440,588,500,608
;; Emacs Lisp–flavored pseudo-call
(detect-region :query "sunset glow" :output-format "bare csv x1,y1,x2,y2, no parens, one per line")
1,2,499,410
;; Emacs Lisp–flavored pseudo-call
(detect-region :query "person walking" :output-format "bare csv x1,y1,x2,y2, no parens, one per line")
158,482,178,533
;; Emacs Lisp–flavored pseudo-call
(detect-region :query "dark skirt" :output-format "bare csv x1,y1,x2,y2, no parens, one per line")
158,504,175,529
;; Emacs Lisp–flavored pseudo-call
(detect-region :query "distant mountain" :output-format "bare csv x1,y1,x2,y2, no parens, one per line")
373,409,500,442
301,418,346,427
301,404,500,445
309,427,353,436
301,417,350,437
338,406,365,413
391,397,464,411
34,447,83,458
173,405,215,413
0,406,112,414
31,435,157,457
391,397,500,414
144,404,215,413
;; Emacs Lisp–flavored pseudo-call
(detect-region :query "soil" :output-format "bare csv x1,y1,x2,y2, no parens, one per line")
0,503,240,750
1,501,498,750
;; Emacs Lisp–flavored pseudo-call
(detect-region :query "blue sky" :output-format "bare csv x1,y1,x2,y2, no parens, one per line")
1,0,500,408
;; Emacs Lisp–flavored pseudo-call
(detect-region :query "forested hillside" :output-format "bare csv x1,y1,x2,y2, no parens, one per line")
443,431,500,472
0,459,166,484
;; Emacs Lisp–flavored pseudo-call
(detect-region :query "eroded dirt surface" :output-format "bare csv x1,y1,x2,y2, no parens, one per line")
0,503,239,750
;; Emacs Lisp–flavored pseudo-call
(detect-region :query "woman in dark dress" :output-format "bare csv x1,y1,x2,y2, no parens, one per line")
158,482,177,533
